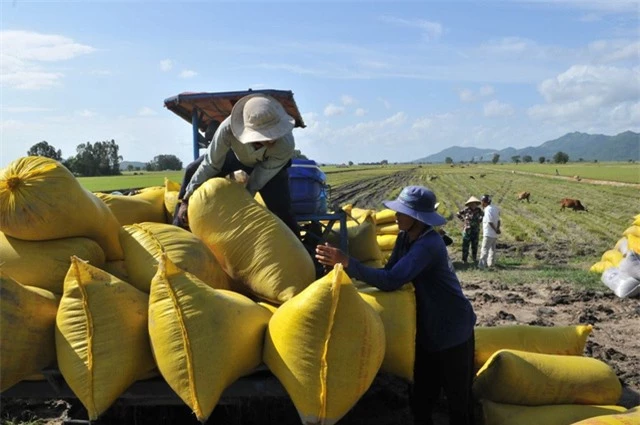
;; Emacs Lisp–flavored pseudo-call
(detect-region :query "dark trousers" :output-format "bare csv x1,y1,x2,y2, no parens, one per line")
461,231,479,263
410,332,475,425
174,152,299,236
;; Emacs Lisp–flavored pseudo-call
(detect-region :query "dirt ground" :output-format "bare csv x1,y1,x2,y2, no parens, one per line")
2,273,638,425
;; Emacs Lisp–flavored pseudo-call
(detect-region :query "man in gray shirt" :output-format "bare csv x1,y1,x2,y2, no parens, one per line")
174,93,299,235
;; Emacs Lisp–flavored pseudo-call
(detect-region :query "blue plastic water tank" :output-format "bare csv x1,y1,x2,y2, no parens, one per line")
288,159,327,215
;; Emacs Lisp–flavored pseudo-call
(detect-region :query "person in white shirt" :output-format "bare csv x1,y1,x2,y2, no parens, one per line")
174,93,298,235
478,194,501,269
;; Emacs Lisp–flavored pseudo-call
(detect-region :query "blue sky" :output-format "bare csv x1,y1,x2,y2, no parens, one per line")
1,1,638,168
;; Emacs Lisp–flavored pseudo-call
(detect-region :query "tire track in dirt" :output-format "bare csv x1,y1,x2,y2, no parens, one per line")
329,169,418,209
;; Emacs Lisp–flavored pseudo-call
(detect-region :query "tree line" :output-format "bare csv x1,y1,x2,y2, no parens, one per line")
445,151,571,165
27,141,183,177
26,141,310,177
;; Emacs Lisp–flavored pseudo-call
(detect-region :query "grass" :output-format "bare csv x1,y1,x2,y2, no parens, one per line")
480,162,640,184
78,170,184,192
456,265,603,289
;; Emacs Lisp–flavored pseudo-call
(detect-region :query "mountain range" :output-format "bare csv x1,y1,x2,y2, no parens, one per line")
413,131,640,163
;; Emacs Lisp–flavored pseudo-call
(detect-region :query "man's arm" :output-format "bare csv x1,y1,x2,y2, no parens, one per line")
183,119,232,200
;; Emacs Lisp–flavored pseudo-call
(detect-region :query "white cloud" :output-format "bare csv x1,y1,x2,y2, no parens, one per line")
75,109,96,117
484,100,515,117
589,40,640,63
379,98,391,109
324,103,345,117
458,85,495,102
179,69,197,78
138,107,157,116
528,64,640,130
479,85,495,96
160,59,173,72
0,70,64,90
1,30,95,61
0,30,94,90
380,16,444,41
355,108,367,117
341,95,356,106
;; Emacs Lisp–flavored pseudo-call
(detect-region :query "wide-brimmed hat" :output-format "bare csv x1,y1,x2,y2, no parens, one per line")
383,186,446,227
230,94,295,144
465,196,481,206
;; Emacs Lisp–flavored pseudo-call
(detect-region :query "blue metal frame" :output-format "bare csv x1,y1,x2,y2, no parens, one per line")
296,211,348,253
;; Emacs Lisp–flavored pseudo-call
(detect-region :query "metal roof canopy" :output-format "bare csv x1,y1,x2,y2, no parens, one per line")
164,89,306,161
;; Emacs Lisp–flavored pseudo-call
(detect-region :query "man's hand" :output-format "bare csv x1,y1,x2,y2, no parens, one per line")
176,202,189,228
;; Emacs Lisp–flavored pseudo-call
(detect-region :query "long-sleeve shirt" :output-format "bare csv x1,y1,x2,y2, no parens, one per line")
346,228,476,352
184,116,295,198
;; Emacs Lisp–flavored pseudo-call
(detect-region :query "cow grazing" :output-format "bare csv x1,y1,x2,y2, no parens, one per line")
517,191,531,203
479,174,486,178
560,198,588,212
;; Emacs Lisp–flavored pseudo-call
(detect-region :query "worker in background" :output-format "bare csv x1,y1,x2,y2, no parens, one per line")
315,186,477,425
174,93,299,236
456,196,484,265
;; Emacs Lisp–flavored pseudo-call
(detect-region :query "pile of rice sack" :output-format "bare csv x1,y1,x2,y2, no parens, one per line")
590,215,640,298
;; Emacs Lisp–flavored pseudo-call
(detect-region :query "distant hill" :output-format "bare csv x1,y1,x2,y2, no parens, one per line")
120,161,147,170
413,131,640,163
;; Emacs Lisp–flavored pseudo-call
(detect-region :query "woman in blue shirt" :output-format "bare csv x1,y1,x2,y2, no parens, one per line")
316,186,477,425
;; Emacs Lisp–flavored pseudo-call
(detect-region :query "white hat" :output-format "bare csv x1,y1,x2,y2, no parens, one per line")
230,94,295,144
465,196,481,206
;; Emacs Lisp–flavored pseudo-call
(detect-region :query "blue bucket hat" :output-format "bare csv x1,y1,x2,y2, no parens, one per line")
383,186,446,227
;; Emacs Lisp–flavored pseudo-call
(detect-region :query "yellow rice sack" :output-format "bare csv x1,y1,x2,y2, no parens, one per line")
474,324,592,371
628,234,640,254
622,225,640,238
347,207,377,222
356,281,416,382
376,223,399,235
189,178,315,304
327,215,383,263
375,209,397,225
120,222,232,293
95,192,166,225
148,254,271,422
0,156,123,260
601,249,624,266
56,257,155,420
163,178,181,223
481,400,626,425
0,232,105,293
590,261,615,274
263,264,385,425
0,274,59,392
473,349,622,406
570,406,640,424
377,234,398,251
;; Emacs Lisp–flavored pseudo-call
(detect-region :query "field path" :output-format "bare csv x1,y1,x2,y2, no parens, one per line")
484,168,640,188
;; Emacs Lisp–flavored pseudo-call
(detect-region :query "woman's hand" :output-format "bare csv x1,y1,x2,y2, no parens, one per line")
315,243,349,268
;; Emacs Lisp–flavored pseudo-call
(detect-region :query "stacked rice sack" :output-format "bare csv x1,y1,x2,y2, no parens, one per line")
473,325,628,425
0,158,323,421
590,214,640,298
